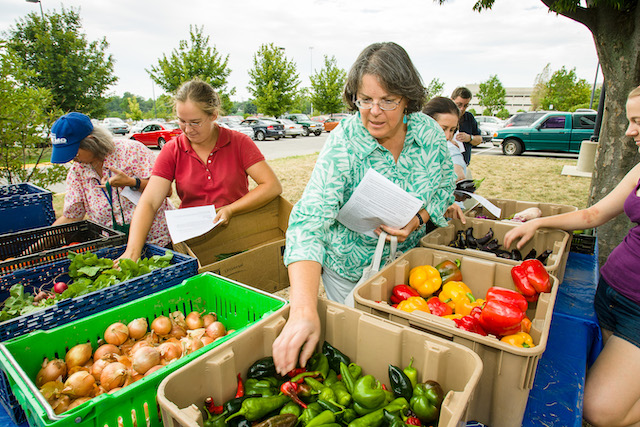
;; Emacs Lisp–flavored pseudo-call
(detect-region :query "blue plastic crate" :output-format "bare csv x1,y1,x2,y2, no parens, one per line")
0,370,24,425
0,243,197,423
0,220,127,275
0,183,55,234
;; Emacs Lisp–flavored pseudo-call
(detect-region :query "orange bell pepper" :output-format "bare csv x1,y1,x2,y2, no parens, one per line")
520,316,532,334
396,296,431,314
409,265,442,297
501,332,535,348
455,295,485,317
438,281,472,310
442,313,463,320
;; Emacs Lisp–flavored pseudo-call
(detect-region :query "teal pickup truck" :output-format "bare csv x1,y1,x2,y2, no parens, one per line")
493,111,596,156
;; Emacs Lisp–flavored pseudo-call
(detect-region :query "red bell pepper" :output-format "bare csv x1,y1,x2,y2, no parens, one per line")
485,287,528,312
511,259,551,298
454,312,487,336
426,296,453,316
478,299,525,337
390,284,421,304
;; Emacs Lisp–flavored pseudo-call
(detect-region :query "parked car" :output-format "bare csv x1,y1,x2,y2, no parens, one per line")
276,119,304,138
323,117,342,132
129,122,182,148
503,112,548,128
475,116,504,139
240,118,285,141
102,117,129,135
129,121,149,134
280,113,324,136
217,117,255,139
492,111,596,156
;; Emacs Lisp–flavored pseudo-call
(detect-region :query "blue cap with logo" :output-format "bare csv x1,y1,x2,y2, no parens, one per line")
50,112,94,164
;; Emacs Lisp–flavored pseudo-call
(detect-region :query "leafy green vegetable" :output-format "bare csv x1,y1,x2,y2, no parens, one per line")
0,250,175,322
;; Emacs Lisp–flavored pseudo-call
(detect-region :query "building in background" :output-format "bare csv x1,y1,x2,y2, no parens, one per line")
466,84,534,116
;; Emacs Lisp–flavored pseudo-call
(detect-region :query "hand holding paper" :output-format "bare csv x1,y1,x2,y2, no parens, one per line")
164,205,223,243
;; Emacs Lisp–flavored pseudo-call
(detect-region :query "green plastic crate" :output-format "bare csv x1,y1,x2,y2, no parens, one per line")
0,272,287,427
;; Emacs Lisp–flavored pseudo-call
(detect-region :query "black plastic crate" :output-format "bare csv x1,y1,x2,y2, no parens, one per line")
570,229,596,255
0,220,127,275
0,183,55,234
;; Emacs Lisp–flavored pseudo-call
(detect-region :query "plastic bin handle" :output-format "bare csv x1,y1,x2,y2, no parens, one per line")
0,344,68,421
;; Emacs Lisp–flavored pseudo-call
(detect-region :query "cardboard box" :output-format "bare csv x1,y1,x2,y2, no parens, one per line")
354,247,559,427
157,298,483,427
466,197,578,220
174,196,293,293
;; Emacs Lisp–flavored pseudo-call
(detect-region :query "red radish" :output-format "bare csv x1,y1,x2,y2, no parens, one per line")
54,282,68,294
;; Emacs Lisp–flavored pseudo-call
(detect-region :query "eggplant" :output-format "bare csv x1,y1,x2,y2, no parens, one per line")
495,249,513,259
475,228,494,246
465,227,478,249
511,249,523,261
537,249,552,265
524,249,537,260
482,239,500,252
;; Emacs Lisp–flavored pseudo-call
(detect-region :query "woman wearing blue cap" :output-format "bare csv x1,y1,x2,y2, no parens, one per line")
50,112,173,246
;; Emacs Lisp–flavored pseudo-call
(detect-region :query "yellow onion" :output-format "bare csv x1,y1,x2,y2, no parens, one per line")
39,380,64,404
62,371,95,399
67,365,90,376
181,336,203,355
91,355,116,382
93,343,121,361
185,311,204,330
157,342,182,364
127,318,148,340
151,316,172,336
169,311,187,329
104,322,129,346
52,394,71,415
107,387,121,394
201,336,214,346
65,343,93,369
205,322,227,340
132,346,160,374
169,323,187,340
129,340,152,356
144,365,163,376
143,331,160,345
36,359,67,387
124,370,144,387
91,385,108,398
202,313,217,328
100,362,128,391
67,397,92,411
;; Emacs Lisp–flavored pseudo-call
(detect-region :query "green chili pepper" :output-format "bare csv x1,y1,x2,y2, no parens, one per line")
247,356,277,379
352,375,387,410
319,386,336,403
403,357,418,388
253,413,298,427
308,353,330,379
300,402,323,425
317,399,343,413
347,397,409,427
382,408,406,427
306,409,336,427
348,363,362,381
304,377,326,392
224,396,249,416
341,408,357,424
409,380,444,424
204,410,228,427
245,378,278,397
388,364,413,402
339,362,356,395
226,394,290,422
322,341,351,373
329,381,352,406
324,369,338,387
280,401,302,417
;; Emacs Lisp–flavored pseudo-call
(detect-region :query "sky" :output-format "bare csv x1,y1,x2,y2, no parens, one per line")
1,0,600,103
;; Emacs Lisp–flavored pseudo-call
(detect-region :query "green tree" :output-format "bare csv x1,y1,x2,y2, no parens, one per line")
248,44,301,117
496,108,510,120
425,78,445,101
442,0,640,263
310,55,347,114
540,66,590,111
0,45,66,188
531,63,551,111
126,97,144,121
4,8,116,117
147,25,235,113
477,75,506,115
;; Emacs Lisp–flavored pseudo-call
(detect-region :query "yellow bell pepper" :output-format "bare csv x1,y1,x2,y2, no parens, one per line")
396,296,431,314
442,313,463,320
455,296,485,317
438,281,472,310
409,265,442,297
501,332,535,348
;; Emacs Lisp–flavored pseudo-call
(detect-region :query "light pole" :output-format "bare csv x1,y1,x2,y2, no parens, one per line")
25,0,44,20
309,46,314,116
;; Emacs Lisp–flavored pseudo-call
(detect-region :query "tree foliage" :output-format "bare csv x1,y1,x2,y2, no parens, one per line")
477,75,506,115
4,7,117,117
126,97,144,121
0,45,66,188
310,55,347,114
248,44,300,117
531,63,552,111
425,78,445,101
540,66,590,111
147,25,234,113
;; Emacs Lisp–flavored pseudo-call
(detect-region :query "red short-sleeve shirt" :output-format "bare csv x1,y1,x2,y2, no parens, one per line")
152,126,265,209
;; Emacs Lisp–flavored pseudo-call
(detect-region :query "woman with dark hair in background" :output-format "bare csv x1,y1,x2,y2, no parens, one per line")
272,42,456,375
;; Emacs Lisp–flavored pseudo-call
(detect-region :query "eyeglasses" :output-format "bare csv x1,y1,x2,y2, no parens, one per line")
177,119,203,128
355,98,402,111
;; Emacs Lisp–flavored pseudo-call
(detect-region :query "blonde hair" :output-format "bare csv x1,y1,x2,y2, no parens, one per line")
174,78,221,116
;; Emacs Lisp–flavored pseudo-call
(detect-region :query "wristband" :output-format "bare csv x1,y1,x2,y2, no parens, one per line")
130,177,141,191
415,212,424,226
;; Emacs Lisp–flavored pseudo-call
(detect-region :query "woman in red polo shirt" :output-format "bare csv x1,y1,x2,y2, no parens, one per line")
121,78,282,261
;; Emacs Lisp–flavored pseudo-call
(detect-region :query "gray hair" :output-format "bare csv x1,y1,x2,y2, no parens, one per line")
451,87,472,100
174,78,221,117
343,42,425,114
79,125,115,160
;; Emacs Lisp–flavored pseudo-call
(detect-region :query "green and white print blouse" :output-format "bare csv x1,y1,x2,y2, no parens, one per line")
284,112,456,282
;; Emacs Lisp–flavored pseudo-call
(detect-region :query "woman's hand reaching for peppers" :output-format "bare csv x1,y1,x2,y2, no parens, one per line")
272,306,321,376
504,219,541,250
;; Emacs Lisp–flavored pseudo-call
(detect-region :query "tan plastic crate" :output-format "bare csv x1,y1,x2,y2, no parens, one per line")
421,217,570,282
157,298,483,427
353,247,559,427
466,198,577,220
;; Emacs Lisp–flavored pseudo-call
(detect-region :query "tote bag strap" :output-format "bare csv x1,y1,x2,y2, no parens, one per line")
105,181,129,230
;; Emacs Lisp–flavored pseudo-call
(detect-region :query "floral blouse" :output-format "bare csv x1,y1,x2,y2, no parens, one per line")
63,139,174,246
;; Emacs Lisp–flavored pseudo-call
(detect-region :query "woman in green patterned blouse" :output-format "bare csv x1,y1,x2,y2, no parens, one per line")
273,42,456,375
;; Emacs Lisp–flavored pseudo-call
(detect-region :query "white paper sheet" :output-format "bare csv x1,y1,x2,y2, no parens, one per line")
455,191,502,218
121,187,141,205
164,205,222,243
336,169,423,238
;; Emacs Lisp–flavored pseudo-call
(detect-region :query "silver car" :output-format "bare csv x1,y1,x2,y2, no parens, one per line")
102,117,129,135
276,119,304,138
217,118,254,139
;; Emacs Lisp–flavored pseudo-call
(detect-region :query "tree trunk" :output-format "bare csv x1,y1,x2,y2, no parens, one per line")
586,4,640,266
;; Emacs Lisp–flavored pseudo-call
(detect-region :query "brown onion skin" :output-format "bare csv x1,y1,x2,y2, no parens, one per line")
202,313,217,328
132,346,161,374
157,342,182,364
151,316,172,336
205,322,227,340
201,336,214,346
36,359,67,387
67,396,91,411
127,318,148,340
100,362,128,391
65,343,93,369
93,344,121,361
62,371,95,399
129,340,152,357
169,324,187,340
185,311,204,330
144,365,163,376
90,357,114,382
104,322,129,346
